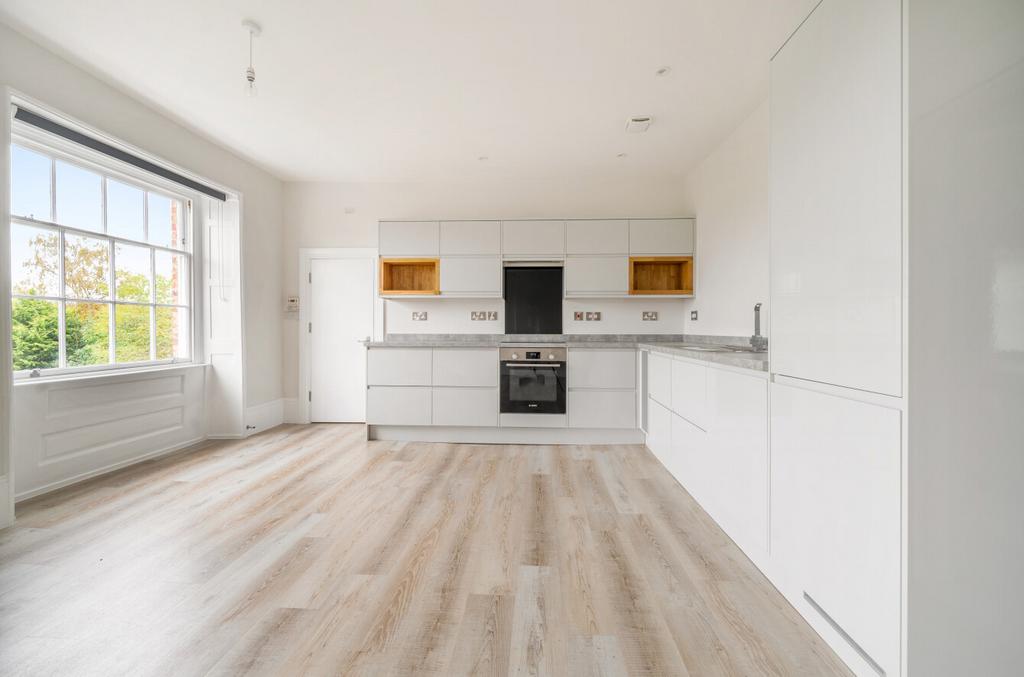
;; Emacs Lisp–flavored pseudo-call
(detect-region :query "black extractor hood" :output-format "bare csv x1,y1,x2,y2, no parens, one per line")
503,266,563,334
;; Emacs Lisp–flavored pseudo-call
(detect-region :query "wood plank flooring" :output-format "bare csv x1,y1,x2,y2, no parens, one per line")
0,424,852,676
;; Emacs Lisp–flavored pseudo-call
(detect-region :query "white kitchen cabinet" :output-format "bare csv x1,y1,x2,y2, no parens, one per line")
647,352,672,409
569,390,636,429
432,387,499,427
367,386,432,425
432,348,498,387
501,220,565,257
706,368,768,556
669,411,706,499
771,381,901,677
367,348,432,386
565,220,628,255
628,219,694,255
646,398,672,465
439,221,500,255
568,349,635,389
440,257,501,296
378,221,439,256
770,0,902,396
670,358,707,430
564,256,628,296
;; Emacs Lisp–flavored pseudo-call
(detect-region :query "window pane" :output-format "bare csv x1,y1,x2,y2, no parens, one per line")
115,243,151,302
65,234,110,299
11,145,52,221
148,193,183,249
106,180,144,240
10,223,59,296
66,302,110,367
156,306,189,360
115,304,150,363
11,297,59,370
55,161,102,232
154,250,188,305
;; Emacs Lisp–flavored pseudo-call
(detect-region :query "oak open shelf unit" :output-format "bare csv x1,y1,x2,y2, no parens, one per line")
628,256,694,295
380,258,440,295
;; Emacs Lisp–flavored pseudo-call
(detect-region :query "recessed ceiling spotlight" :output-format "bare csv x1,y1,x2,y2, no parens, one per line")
625,116,652,133
655,66,672,77
617,153,628,158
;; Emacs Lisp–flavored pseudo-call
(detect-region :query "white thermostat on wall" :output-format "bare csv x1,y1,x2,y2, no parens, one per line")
285,296,300,312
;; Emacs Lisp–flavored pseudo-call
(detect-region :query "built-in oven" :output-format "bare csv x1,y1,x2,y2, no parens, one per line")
499,346,567,415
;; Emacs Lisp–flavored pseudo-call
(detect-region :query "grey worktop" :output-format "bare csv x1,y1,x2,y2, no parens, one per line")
363,334,768,372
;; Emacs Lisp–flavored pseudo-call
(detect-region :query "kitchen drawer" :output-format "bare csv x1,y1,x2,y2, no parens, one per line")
568,390,636,429
366,348,432,386
647,351,672,408
432,348,498,387
432,387,499,427
366,386,431,425
670,358,707,429
569,349,635,389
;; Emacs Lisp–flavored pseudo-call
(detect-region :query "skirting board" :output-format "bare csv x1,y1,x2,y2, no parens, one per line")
370,425,644,445
0,476,13,529
244,399,285,436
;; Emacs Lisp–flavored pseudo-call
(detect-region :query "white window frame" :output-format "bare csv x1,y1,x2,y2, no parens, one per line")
10,127,197,380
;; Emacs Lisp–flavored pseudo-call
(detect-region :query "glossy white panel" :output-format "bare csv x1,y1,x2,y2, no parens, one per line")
431,348,498,387
439,220,500,255
440,257,502,296
501,220,565,257
366,348,432,386
568,349,636,389
568,390,636,429
668,411,705,497
564,256,628,296
378,221,439,256
367,386,431,426
645,397,672,465
647,352,672,408
565,220,628,254
770,0,902,396
431,387,498,427
670,358,707,430
771,381,900,677
628,219,694,255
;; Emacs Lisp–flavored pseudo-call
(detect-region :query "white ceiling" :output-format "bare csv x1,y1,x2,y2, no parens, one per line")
0,0,815,183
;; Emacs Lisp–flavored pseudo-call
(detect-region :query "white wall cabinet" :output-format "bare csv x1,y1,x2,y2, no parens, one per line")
501,220,565,257
771,381,901,677
439,220,500,255
565,220,628,254
569,390,636,429
378,221,440,256
769,0,902,396
564,256,628,296
568,350,635,389
367,348,432,386
432,387,498,427
670,358,707,430
439,257,502,296
629,219,694,255
432,348,498,387
366,386,432,425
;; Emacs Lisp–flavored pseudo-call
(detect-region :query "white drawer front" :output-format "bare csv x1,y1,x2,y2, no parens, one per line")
565,220,628,254
440,257,501,295
367,386,431,425
367,348,432,386
569,390,636,429
564,257,628,295
439,221,500,255
432,348,498,387
647,352,672,408
432,387,499,427
670,358,707,429
569,350,635,389
379,221,439,256
629,219,694,255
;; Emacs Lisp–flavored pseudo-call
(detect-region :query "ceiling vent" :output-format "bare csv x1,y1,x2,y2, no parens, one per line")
625,116,652,133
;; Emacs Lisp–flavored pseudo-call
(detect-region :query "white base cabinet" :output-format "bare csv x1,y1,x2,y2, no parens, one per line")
569,390,635,429
432,387,498,427
366,387,431,426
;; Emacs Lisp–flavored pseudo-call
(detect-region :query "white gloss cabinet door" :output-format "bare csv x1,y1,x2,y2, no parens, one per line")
770,0,902,396
378,221,439,256
668,411,705,497
568,350,635,389
771,382,900,677
568,390,635,429
432,387,498,427
647,352,672,409
439,221,500,255
670,358,707,430
564,257,628,296
565,220,628,254
501,220,565,257
366,386,432,425
645,398,672,465
629,219,694,255
432,348,498,387
440,257,501,296
366,349,432,386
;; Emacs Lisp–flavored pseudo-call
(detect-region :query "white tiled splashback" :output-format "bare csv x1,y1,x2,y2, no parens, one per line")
385,298,686,334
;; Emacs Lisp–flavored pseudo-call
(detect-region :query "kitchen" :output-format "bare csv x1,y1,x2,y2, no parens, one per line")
0,1,1021,676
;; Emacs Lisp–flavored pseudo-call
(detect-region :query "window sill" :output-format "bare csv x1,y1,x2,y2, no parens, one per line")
13,362,208,387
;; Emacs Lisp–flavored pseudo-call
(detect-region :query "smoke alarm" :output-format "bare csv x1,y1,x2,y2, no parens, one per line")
625,116,652,133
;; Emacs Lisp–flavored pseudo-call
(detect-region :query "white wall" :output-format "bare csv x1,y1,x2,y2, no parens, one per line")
907,1,1024,674
282,179,690,398
0,21,284,411
679,102,770,339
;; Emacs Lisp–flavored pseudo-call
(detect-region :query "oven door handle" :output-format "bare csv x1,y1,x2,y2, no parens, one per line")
502,362,564,367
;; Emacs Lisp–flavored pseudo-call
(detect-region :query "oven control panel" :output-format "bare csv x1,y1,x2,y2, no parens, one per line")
499,346,567,363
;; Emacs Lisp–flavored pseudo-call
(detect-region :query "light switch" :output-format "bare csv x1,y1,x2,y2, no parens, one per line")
690,310,698,321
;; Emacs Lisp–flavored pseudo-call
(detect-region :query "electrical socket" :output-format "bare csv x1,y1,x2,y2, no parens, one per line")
574,311,584,321
642,311,658,321
412,311,428,321
471,311,499,321
585,311,602,321
486,311,498,321
690,310,698,321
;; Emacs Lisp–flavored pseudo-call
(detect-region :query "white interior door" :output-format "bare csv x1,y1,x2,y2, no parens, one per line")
310,257,374,422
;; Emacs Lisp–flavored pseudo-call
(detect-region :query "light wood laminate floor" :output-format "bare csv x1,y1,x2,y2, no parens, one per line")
0,424,851,676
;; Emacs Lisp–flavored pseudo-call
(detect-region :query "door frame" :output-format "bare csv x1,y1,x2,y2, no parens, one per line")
298,248,383,425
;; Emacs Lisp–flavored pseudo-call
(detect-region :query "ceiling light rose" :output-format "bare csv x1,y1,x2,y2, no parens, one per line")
242,20,262,98
655,66,672,77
